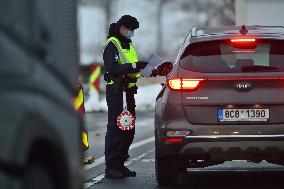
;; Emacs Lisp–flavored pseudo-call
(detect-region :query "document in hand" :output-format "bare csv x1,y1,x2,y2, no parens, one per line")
140,54,164,77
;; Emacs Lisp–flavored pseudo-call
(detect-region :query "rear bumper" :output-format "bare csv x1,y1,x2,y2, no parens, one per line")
184,134,284,142
156,135,284,160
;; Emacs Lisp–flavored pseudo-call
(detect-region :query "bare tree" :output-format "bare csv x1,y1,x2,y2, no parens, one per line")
156,0,170,56
217,0,235,26
102,0,114,33
180,0,235,27
79,0,114,34
94,0,114,34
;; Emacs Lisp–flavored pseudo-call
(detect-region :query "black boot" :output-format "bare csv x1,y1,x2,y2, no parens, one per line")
119,166,136,177
105,167,125,179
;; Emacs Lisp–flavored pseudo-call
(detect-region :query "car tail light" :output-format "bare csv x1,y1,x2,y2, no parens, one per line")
164,137,184,143
168,79,204,91
168,79,181,90
231,38,255,43
231,38,256,49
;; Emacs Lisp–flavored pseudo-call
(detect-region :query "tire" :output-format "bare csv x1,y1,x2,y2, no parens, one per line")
22,165,54,189
155,157,178,186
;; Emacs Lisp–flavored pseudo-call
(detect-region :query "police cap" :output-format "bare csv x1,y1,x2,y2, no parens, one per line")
117,15,139,30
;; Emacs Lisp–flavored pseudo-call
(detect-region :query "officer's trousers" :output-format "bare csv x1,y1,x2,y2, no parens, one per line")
105,85,136,169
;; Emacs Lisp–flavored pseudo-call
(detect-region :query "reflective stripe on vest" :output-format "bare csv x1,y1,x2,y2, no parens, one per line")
103,37,140,88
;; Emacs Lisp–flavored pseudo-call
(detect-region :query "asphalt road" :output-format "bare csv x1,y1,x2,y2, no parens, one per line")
83,112,284,189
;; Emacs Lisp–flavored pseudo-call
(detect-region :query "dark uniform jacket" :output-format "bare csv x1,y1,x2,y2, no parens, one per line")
103,33,139,77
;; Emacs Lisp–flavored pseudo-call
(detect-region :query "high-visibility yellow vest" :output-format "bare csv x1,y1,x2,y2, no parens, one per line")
103,37,140,88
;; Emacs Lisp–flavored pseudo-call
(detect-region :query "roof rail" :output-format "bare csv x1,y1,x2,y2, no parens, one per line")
255,25,284,29
189,25,284,37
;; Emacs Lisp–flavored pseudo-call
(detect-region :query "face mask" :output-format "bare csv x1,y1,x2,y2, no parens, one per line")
126,30,134,39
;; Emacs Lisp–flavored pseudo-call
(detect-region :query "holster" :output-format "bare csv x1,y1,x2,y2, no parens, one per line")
104,73,138,94
104,73,123,95
122,75,138,94
126,85,138,94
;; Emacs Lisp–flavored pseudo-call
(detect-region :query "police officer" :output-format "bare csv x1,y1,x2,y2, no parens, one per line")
103,15,148,178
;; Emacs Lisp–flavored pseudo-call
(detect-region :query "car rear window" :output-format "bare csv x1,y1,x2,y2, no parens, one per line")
179,39,284,73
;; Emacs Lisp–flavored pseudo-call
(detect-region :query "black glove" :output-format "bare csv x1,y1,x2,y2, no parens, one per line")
136,61,148,69
151,68,159,77
151,61,173,76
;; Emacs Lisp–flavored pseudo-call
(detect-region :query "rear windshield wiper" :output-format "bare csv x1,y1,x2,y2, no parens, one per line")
241,65,279,72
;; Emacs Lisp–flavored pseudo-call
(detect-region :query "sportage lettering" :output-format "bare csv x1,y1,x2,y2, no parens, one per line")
186,96,208,100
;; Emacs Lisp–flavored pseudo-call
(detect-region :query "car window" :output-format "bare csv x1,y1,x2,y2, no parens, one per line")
180,39,284,73
175,31,191,63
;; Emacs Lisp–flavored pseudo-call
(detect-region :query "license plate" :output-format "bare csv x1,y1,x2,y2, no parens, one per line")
218,109,269,122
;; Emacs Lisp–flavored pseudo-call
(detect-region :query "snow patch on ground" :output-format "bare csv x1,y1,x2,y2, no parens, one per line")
85,84,162,112
135,84,162,112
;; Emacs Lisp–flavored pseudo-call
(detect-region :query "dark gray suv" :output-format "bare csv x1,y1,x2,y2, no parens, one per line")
155,25,284,186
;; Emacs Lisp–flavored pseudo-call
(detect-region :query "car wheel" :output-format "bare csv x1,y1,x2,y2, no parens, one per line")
155,157,179,186
22,165,54,189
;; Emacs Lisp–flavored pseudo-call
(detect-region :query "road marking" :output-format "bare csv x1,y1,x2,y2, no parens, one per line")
141,158,155,162
125,149,155,166
84,136,155,171
129,136,155,150
84,148,155,189
84,174,105,188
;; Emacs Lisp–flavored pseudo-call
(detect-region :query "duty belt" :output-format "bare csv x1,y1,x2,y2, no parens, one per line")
104,73,137,85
